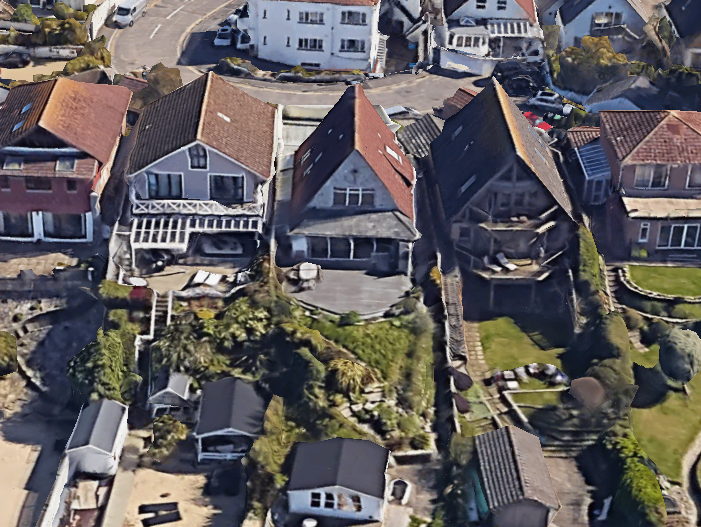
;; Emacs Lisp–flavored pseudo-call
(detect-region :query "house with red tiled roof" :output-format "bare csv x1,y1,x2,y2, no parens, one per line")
107,71,280,275
0,77,131,243
436,0,544,68
435,86,479,119
599,110,701,260
277,84,419,275
237,0,387,73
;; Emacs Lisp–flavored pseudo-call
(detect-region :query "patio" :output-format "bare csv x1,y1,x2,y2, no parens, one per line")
284,270,413,315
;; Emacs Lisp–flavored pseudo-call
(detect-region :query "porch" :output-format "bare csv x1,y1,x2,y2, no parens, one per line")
196,433,253,462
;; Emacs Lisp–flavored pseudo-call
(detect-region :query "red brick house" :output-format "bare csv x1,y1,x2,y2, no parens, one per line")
0,77,131,243
599,110,701,261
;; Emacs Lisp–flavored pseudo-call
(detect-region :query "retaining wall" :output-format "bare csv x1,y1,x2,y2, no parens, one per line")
0,45,82,59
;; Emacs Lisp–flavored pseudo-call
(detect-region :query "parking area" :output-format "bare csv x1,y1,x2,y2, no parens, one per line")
284,270,413,315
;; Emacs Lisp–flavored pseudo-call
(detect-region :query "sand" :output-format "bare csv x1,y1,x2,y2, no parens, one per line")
2,60,68,83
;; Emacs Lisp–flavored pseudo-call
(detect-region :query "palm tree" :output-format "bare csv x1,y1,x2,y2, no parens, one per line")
328,359,378,395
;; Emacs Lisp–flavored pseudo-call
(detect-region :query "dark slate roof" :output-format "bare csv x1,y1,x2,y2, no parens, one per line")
193,377,268,436
584,76,664,110
430,78,575,222
288,438,389,498
150,370,190,399
475,426,560,512
290,210,419,241
66,399,127,453
664,0,701,39
396,114,442,158
560,0,647,25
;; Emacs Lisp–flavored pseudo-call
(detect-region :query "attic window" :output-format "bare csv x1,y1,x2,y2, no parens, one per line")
451,125,463,141
302,150,311,163
217,112,231,123
459,175,476,195
12,120,24,132
21,103,32,114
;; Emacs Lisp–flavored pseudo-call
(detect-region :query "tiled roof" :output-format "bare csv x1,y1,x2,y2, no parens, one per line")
266,0,379,5
396,113,442,158
445,0,536,21
0,78,131,165
0,156,98,179
600,111,701,164
664,0,701,39
291,84,416,220
441,87,479,118
567,126,601,149
431,78,575,221
476,426,561,512
116,75,149,94
125,72,276,178
560,0,647,25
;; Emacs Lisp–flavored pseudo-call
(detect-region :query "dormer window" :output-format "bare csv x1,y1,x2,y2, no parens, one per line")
3,156,22,170
189,145,208,169
21,103,32,114
56,157,76,172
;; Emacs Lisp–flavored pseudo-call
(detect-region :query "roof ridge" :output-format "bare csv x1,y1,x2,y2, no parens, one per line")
672,111,701,137
196,72,213,141
353,85,361,152
492,78,537,175
506,426,530,502
623,111,672,163
36,77,60,132
333,437,346,487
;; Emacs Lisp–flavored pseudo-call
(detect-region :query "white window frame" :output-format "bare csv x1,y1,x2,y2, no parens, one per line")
299,38,323,51
56,157,76,172
310,492,322,508
42,211,87,240
634,165,669,189
187,144,209,171
323,492,335,509
657,223,700,249
3,156,23,170
299,11,324,24
638,222,650,243
341,11,367,25
147,172,183,199
333,187,375,207
592,11,623,29
686,164,701,189
476,0,486,8
209,174,245,202
0,211,33,239
340,39,366,52
496,0,506,9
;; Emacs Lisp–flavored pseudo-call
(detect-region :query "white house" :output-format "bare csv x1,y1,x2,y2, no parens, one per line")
148,370,192,420
192,377,269,462
439,0,544,60
555,0,649,53
287,438,391,522
237,0,386,72
661,0,701,68
65,399,129,477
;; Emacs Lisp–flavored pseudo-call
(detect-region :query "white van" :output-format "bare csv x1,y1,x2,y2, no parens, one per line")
113,0,148,28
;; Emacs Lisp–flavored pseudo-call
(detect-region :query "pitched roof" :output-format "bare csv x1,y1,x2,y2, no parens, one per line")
0,78,131,165
560,0,648,25
193,377,269,437
66,399,127,453
567,126,601,149
289,210,419,240
124,72,276,178
445,0,537,21
440,87,479,119
475,425,560,512
291,84,416,220
584,76,661,107
431,78,575,221
116,75,149,93
150,370,190,399
664,0,701,39
396,113,443,158
288,438,390,498
266,0,379,5
600,110,701,164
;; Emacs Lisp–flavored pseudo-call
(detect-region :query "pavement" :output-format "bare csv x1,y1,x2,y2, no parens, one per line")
100,433,144,527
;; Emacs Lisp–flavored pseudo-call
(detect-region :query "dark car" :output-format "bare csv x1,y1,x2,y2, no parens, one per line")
491,60,545,96
0,52,32,69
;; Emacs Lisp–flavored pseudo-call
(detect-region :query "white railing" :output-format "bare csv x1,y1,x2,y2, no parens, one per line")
166,290,174,327
132,199,262,216
133,290,158,367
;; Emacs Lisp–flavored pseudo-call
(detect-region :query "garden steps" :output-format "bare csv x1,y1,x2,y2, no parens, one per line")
152,295,169,339
605,266,625,313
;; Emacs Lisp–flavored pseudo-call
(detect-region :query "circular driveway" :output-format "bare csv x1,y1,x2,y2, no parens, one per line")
104,0,486,110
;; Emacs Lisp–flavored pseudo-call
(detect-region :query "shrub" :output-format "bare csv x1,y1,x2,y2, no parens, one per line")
99,280,133,300
339,311,362,326
641,320,670,345
622,308,644,330
671,303,701,320
0,331,17,376
12,4,39,24
658,328,701,384
374,403,399,434
407,312,433,336
67,328,128,402
196,308,216,320
148,415,189,462
591,311,629,360
410,431,431,450
576,226,607,314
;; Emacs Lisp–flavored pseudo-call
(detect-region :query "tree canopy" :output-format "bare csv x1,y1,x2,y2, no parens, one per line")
658,328,701,384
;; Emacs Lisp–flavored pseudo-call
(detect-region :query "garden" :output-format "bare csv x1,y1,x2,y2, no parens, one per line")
628,265,701,298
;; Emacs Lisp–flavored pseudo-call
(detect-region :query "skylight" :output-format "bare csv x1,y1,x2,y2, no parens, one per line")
451,125,463,141
217,112,231,123
21,103,32,114
459,175,476,195
12,120,24,132
315,152,323,162
385,145,400,161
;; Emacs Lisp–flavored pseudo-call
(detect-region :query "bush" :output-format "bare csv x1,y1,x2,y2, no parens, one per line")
339,311,361,326
148,415,189,462
407,312,433,336
640,320,670,345
0,331,17,376
591,312,629,360
99,280,133,300
577,226,607,315
622,308,644,330
374,403,399,434
11,4,39,24
671,304,701,320
411,431,431,450
658,328,701,384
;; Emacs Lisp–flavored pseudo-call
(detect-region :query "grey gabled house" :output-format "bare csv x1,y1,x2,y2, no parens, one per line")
65,399,129,476
192,377,269,462
108,71,280,274
148,370,192,420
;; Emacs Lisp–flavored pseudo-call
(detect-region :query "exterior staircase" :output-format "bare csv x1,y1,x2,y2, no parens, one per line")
376,35,389,72
605,265,625,313
152,293,170,340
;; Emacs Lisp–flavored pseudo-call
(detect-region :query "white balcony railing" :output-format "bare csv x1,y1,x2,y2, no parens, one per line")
132,199,263,216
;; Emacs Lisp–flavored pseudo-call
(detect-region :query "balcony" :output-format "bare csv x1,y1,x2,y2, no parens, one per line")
132,199,263,216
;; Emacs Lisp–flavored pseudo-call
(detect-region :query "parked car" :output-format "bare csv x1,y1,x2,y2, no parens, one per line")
527,90,575,116
226,7,242,25
113,0,147,28
0,52,32,68
385,106,423,119
213,26,233,46
492,60,545,96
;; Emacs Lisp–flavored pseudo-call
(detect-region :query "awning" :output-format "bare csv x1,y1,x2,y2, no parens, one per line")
621,197,701,219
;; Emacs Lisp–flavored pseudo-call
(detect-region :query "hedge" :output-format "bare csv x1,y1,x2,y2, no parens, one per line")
576,226,607,316
591,312,630,361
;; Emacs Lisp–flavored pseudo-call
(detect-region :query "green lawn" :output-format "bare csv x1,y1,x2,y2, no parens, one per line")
631,372,701,482
630,343,660,369
479,317,565,371
629,265,701,297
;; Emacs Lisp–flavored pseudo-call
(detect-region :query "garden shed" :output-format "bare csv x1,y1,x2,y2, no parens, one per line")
65,399,129,476
148,370,192,420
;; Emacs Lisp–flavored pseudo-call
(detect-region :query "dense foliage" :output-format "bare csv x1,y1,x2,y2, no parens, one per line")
576,226,607,317
148,415,189,462
658,328,701,384
0,331,17,376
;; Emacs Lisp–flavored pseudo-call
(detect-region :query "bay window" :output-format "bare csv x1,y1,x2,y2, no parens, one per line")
634,165,668,189
657,224,700,249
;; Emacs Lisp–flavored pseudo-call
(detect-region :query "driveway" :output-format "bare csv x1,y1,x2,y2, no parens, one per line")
284,270,412,315
545,457,593,527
